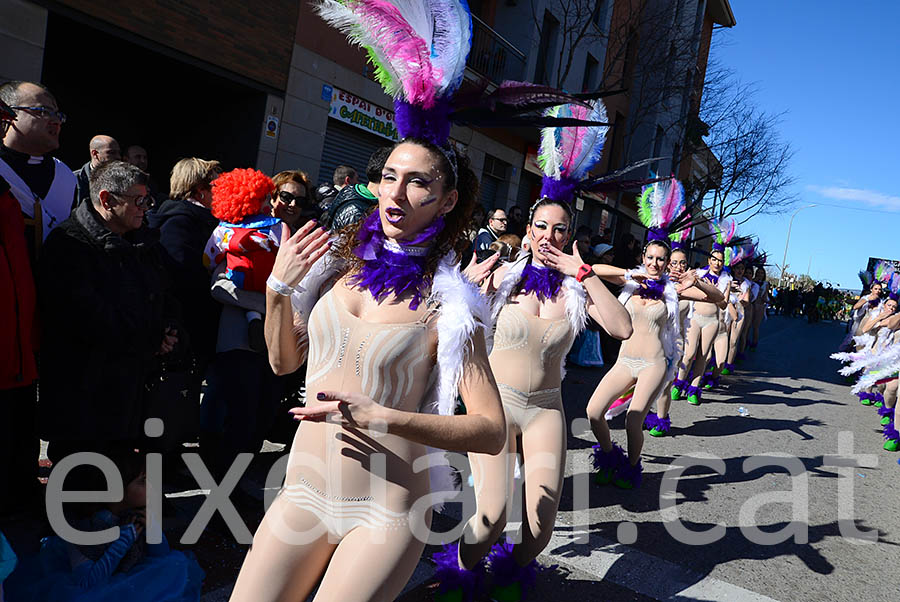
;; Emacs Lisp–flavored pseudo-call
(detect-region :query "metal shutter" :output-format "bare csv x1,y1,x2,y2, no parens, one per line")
319,120,389,186
481,174,500,209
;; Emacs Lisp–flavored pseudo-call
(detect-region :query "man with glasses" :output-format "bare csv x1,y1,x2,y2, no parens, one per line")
0,80,76,254
74,134,121,206
473,207,508,252
39,161,181,464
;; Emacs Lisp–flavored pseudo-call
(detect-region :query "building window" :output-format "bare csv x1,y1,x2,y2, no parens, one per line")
582,53,598,92
535,11,559,85
482,154,510,208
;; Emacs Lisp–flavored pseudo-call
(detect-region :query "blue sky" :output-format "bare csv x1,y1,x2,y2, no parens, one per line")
709,1,900,289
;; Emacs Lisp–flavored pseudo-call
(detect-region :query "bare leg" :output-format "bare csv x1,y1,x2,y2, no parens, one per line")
885,380,898,410
231,493,337,602
586,364,637,451
726,313,746,366
688,322,719,389
313,515,432,602
458,421,517,569
712,323,729,381
513,404,567,566
678,320,702,382
623,363,668,465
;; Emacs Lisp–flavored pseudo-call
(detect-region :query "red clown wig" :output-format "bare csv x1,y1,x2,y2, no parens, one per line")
211,168,275,223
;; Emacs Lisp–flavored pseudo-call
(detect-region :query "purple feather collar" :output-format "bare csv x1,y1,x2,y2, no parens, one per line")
637,278,666,300
702,271,719,285
519,263,565,301
348,211,443,310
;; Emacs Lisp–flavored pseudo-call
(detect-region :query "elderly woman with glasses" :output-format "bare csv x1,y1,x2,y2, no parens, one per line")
269,170,316,233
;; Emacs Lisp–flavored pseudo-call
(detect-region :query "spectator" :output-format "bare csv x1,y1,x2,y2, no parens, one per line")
323,147,389,231
147,158,222,374
3,451,204,601
593,242,614,264
332,164,358,191
612,232,639,268
466,205,486,243
473,207,507,251
0,81,76,257
0,169,40,516
39,161,180,463
74,135,121,206
314,182,338,215
506,205,526,237
124,144,162,204
269,169,317,233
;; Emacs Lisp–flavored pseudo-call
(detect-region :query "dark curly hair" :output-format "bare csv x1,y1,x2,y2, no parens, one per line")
332,138,478,281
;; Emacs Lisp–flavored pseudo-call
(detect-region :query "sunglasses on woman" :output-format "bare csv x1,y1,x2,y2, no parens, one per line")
276,190,309,205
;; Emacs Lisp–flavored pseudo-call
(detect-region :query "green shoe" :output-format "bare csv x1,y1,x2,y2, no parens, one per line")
435,588,464,602
861,398,873,406
688,394,701,406
593,468,615,485
882,416,892,426
649,426,666,437
670,386,681,401
490,582,522,602
720,367,732,375
703,383,713,390
884,439,899,452
875,401,884,408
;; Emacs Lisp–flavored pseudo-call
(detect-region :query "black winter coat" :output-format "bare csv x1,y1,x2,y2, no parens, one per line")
147,198,220,364
38,201,179,442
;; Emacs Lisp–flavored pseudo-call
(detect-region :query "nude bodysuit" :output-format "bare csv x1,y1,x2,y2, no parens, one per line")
459,299,575,569
232,285,439,602
617,297,667,377
284,287,436,537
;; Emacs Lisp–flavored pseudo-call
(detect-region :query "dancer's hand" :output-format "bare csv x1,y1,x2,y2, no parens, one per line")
289,391,389,431
542,243,584,277
463,251,500,285
674,269,697,292
270,220,331,288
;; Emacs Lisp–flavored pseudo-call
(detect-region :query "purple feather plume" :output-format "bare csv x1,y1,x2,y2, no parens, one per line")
654,415,672,433
614,460,643,488
539,175,579,203
637,278,666,301
883,421,899,441
349,211,442,310
486,539,540,591
432,542,485,601
877,404,894,418
394,97,454,145
590,441,626,471
643,413,659,430
519,263,565,301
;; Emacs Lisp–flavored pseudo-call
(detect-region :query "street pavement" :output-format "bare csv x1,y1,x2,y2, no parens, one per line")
178,315,900,601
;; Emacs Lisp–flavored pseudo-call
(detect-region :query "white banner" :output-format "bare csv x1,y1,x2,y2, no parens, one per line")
328,88,399,142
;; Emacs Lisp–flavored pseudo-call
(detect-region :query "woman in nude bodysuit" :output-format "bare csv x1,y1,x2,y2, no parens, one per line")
229,139,506,602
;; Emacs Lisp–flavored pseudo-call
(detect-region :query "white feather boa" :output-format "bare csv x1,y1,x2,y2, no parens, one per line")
618,266,682,385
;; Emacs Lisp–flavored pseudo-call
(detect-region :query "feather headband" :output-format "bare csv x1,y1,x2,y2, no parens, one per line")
874,260,894,285
317,0,607,148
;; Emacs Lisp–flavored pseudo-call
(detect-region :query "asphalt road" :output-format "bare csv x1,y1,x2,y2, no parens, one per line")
186,315,900,601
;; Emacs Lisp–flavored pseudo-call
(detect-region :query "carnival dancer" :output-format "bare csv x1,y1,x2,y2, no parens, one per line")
231,0,608,598
747,261,769,351
642,226,695,437
721,243,753,376
585,180,724,486
444,100,632,602
671,222,733,405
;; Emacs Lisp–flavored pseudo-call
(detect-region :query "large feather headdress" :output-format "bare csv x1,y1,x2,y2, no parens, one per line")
635,178,694,246
536,100,610,203
711,218,737,253
316,0,606,147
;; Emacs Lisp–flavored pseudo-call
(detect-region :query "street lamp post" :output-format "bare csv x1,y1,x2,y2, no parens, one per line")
779,204,817,287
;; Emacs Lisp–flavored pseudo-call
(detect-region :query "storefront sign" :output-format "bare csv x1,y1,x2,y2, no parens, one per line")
329,88,398,142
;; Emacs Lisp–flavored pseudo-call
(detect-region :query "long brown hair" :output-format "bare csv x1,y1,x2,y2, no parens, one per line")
332,138,478,281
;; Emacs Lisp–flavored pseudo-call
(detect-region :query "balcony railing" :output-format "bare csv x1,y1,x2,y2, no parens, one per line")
467,15,527,83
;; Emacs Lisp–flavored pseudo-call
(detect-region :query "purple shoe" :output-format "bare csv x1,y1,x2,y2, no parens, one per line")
487,539,541,601
648,415,671,437
613,459,643,489
432,542,486,602
590,442,626,485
